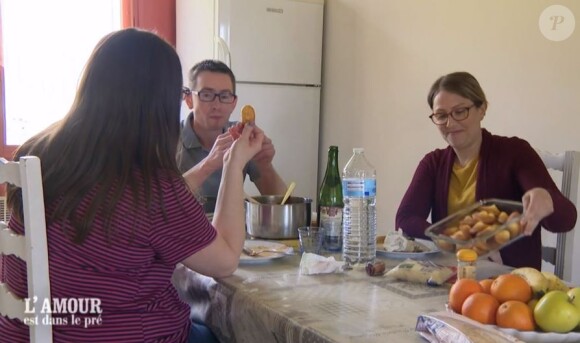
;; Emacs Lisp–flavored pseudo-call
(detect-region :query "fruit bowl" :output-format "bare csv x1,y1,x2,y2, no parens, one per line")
445,303,580,342
425,199,524,256
491,326,580,343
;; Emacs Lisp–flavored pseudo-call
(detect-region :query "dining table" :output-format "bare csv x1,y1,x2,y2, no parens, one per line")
171,244,514,343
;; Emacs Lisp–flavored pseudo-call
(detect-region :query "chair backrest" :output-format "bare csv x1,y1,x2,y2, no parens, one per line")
0,156,52,342
537,150,580,280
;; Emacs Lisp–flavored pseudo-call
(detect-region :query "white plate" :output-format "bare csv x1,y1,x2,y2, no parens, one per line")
376,239,441,259
239,240,290,264
492,326,580,343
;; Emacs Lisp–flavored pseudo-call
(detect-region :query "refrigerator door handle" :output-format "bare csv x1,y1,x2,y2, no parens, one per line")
215,36,232,67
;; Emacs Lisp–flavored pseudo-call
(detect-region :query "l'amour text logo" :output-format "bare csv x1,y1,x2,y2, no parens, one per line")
24,297,103,328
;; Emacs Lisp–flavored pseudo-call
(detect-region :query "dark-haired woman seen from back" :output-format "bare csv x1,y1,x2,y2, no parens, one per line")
0,28,262,342
396,71,576,269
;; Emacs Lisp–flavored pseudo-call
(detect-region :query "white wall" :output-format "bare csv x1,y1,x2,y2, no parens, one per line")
320,0,580,281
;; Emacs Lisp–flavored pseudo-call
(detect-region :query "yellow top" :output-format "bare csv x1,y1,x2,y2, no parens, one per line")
448,157,479,215
456,248,478,262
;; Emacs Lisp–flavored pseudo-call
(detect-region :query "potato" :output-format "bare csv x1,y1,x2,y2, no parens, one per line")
459,224,472,235
494,229,511,244
476,224,497,237
459,215,476,226
471,210,488,222
507,221,521,238
497,211,509,224
443,226,459,236
480,204,501,216
469,221,488,235
481,212,497,225
451,230,469,241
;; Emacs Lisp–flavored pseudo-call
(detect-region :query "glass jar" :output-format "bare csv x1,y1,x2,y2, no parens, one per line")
456,248,478,280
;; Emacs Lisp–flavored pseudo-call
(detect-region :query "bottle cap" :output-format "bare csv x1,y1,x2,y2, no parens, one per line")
456,248,478,262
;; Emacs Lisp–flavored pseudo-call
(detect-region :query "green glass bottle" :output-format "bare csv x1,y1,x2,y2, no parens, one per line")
317,146,343,251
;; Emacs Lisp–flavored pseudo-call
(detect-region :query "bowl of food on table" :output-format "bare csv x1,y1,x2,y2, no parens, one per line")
425,199,524,257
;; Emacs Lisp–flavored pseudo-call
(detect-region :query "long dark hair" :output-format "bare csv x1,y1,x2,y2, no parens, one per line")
8,28,184,244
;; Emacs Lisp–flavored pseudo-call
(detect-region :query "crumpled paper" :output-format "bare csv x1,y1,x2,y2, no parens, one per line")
299,253,345,275
416,311,523,343
385,228,429,252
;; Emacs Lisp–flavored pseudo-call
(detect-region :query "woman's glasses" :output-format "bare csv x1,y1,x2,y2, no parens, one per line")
429,105,475,125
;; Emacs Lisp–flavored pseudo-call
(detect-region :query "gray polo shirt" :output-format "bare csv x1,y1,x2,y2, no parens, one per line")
177,112,260,212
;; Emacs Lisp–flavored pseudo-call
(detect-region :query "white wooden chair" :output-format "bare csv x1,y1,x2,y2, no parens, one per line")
537,150,580,280
0,156,52,342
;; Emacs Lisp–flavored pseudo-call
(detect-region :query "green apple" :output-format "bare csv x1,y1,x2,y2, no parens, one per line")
568,287,580,330
534,290,580,333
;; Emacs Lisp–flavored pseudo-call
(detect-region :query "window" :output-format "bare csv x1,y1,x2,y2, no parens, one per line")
1,0,121,145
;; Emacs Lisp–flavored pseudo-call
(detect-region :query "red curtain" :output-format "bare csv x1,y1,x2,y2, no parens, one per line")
123,0,176,46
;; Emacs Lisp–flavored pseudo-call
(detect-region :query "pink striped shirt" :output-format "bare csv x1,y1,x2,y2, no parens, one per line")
0,171,216,342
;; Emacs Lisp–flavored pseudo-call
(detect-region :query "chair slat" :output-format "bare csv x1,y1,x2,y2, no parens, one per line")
0,158,22,187
0,283,27,321
0,227,26,260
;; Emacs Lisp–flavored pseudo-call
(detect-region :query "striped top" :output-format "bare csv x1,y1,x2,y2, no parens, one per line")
0,171,217,342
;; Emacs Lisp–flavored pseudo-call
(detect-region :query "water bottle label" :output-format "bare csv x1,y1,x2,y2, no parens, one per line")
342,178,376,197
319,206,343,237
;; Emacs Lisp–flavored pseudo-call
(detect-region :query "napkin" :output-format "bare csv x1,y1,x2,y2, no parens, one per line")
416,311,523,343
384,228,429,252
299,253,345,275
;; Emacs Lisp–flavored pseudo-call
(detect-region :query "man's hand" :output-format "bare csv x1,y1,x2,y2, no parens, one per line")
252,135,276,165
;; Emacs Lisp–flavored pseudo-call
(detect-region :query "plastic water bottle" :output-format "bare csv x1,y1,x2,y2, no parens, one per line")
342,148,376,267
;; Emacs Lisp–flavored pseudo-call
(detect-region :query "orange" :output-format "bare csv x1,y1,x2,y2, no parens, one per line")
461,292,500,325
490,274,532,303
496,300,535,331
448,279,484,313
479,279,493,294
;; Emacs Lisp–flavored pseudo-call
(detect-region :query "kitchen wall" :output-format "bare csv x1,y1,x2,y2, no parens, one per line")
320,0,580,281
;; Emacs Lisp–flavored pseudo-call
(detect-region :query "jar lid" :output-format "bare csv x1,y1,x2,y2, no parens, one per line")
456,248,478,262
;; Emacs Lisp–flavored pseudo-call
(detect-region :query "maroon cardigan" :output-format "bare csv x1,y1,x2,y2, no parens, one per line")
396,129,577,269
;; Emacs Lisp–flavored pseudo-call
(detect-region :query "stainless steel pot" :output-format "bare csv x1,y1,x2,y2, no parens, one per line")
245,196,312,239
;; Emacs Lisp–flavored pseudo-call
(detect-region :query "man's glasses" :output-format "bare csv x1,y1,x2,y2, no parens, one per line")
182,87,237,104
429,105,475,125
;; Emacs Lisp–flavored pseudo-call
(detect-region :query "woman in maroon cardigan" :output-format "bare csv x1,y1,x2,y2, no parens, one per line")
396,71,577,269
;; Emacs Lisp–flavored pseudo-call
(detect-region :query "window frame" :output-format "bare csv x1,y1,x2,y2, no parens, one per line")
0,0,176,160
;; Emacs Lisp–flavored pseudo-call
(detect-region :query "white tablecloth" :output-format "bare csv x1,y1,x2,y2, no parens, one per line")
172,252,513,343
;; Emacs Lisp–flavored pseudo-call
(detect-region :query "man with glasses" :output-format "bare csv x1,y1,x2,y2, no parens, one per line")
178,60,287,212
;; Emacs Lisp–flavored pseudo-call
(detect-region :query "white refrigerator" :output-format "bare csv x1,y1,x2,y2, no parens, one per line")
176,0,324,201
